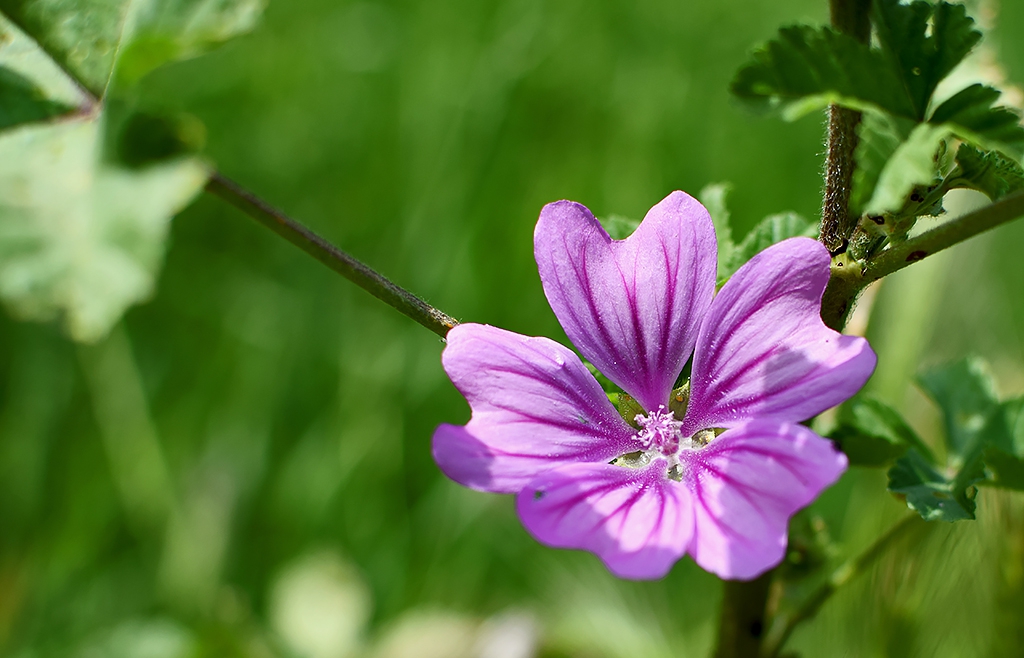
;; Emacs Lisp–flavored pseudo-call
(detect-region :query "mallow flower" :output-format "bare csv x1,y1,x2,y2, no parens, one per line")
432,191,876,580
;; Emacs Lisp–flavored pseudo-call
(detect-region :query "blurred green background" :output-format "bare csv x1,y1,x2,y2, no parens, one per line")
3,0,1024,656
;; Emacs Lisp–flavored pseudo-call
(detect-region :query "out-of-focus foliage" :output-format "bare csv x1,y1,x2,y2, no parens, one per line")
0,1,1023,658
0,0,262,342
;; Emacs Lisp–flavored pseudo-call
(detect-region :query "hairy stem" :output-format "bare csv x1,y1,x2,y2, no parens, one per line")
761,514,927,658
205,172,459,338
822,189,1024,329
820,0,872,254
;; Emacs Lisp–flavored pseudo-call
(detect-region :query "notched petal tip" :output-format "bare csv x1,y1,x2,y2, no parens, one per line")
534,191,717,413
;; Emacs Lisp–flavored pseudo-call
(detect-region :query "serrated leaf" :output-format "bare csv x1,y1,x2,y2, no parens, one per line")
720,211,815,282
697,182,734,283
888,448,981,521
930,84,1024,159
0,0,265,95
830,396,933,467
953,143,1024,201
730,24,911,120
598,214,639,241
0,116,208,342
873,0,981,119
864,122,949,215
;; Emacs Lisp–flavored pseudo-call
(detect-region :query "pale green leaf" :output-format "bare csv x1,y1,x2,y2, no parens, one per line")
0,116,208,341
864,122,949,215
0,14,88,128
851,111,910,217
983,398,1024,491
0,0,265,95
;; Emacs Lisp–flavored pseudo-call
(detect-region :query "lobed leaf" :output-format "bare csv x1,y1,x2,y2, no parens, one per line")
0,116,208,342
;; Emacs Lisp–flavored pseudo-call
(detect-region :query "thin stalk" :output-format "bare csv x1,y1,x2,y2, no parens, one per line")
761,514,927,658
822,189,1024,329
205,172,459,338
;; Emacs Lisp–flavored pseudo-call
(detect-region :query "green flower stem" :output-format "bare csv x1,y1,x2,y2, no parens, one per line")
822,189,1024,329
205,172,459,338
761,514,928,658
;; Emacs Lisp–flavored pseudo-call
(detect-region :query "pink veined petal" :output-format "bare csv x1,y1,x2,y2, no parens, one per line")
683,237,876,434
432,323,639,495
534,191,717,414
680,419,847,580
516,460,694,580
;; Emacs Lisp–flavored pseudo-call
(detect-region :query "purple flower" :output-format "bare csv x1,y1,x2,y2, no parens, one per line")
432,191,876,580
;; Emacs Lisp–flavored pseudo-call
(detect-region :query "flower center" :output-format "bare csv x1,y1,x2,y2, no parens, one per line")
634,405,683,456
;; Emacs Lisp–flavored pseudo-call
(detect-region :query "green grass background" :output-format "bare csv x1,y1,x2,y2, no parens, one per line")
2,0,1024,656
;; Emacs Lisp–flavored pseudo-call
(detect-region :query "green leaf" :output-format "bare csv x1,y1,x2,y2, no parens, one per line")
830,396,933,467
888,357,1006,521
598,214,639,240
850,111,907,217
953,143,1024,201
114,0,266,85
872,0,981,119
697,182,734,284
888,448,981,521
720,211,815,281
983,398,1024,491
864,122,949,216
730,24,911,120
0,0,265,95
918,357,999,459
930,84,1024,159
0,116,208,342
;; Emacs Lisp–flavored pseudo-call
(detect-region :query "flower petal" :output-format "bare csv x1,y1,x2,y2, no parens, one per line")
683,237,876,433
433,323,638,494
680,419,847,580
534,191,717,413
517,461,693,579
